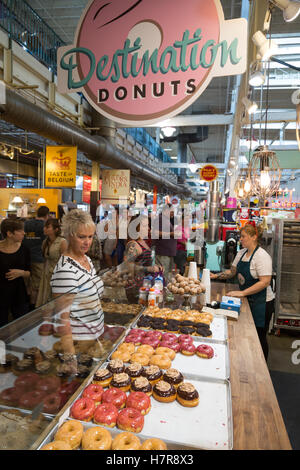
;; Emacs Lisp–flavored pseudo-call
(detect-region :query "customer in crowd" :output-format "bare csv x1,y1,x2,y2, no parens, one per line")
35,218,68,308
174,210,189,275
23,206,49,309
211,223,274,360
152,204,177,277
96,207,118,267
0,218,31,327
51,209,104,352
124,214,161,281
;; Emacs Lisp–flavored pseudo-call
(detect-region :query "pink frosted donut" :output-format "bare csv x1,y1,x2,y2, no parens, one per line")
141,337,160,348
161,333,178,343
145,331,162,340
159,341,181,353
180,343,196,356
131,329,146,337
196,344,214,359
178,334,194,344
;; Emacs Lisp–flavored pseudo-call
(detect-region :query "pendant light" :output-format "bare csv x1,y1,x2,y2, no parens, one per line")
249,12,281,202
249,61,266,87
12,195,23,204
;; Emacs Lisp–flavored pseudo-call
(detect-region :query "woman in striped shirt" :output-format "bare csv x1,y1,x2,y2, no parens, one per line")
51,210,104,348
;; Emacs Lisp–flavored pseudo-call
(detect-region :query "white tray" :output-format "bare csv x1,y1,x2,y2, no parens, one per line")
172,342,230,381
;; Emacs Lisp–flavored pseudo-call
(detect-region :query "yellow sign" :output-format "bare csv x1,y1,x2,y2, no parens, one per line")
199,165,218,182
45,146,77,188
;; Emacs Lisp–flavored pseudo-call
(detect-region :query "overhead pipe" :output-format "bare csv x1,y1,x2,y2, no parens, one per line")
0,87,193,196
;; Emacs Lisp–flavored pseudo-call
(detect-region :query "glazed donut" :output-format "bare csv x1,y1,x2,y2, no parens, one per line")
14,372,40,391
136,345,154,357
152,381,177,403
117,407,144,433
150,354,172,370
0,387,22,406
111,350,132,363
71,397,95,422
196,344,214,359
180,343,196,356
43,392,61,414
155,347,176,360
117,342,136,354
38,323,54,336
35,376,61,393
93,368,113,388
83,384,104,405
55,420,84,449
126,392,151,415
141,438,167,450
176,382,199,407
41,441,72,450
130,353,150,367
112,432,141,450
159,341,181,353
102,387,127,409
19,390,46,409
82,426,112,450
93,403,118,427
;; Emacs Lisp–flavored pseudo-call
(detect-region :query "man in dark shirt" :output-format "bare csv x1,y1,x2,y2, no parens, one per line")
23,206,49,308
152,204,177,277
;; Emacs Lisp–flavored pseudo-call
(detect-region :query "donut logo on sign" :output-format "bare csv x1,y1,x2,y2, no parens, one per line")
57,0,247,126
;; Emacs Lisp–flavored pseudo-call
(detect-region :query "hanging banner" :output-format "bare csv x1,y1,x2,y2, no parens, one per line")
200,164,218,182
101,169,130,205
57,0,247,126
45,146,77,188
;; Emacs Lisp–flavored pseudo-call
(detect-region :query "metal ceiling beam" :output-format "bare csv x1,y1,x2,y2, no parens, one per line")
144,114,234,128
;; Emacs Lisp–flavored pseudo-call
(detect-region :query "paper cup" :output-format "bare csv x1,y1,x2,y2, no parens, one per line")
188,262,198,279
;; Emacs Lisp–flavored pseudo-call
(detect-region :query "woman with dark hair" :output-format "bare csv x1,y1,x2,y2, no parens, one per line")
211,223,274,360
0,218,31,327
35,218,67,307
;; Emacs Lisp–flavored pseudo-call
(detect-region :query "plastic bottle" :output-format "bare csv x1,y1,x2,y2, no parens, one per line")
201,268,211,305
148,288,157,307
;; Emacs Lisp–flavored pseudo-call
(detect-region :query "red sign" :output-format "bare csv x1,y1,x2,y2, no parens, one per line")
83,174,92,203
200,165,218,182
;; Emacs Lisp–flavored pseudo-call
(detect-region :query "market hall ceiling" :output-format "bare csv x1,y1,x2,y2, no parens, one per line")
2,1,300,179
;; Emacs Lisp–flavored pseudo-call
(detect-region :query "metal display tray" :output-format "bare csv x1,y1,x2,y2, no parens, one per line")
37,365,233,451
132,313,228,344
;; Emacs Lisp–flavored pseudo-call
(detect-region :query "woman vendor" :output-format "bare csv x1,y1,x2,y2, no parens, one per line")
211,224,274,360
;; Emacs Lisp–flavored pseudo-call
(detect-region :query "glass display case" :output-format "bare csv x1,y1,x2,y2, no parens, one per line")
0,282,142,450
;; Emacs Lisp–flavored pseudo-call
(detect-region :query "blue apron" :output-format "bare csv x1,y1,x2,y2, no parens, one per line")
237,246,266,328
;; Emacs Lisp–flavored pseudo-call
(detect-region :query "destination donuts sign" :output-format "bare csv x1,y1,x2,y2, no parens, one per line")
57,0,248,126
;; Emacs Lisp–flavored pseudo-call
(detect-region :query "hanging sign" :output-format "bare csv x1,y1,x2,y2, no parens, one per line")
101,169,130,204
57,0,247,126
200,164,218,182
45,146,77,188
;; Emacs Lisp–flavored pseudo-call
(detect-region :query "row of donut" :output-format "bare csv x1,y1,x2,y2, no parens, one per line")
41,420,167,450
143,306,213,323
137,314,213,337
0,372,79,414
120,329,214,359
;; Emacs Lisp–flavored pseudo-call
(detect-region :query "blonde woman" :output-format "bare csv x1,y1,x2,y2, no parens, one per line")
51,210,104,349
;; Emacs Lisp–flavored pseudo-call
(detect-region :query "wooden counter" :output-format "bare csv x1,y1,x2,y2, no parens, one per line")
211,282,291,450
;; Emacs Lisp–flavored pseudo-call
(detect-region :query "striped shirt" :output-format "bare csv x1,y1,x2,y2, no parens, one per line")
51,255,104,341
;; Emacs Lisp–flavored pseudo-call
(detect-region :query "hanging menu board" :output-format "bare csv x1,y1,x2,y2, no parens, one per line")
101,170,130,205
45,146,77,188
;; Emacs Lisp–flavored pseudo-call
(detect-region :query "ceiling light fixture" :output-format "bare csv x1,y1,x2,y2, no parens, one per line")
242,97,258,115
249,61,266,87
12,195,23,204
269,0,300,22
252,30,278,60
161,126,176,137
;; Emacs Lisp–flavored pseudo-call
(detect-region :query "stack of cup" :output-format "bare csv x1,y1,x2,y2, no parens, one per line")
188,262,198,280
201,268,211,305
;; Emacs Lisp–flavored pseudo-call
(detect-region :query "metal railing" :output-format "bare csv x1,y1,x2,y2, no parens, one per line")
0,0,65,72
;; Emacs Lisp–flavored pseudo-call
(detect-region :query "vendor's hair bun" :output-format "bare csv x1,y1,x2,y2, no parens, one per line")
241,223,263,244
